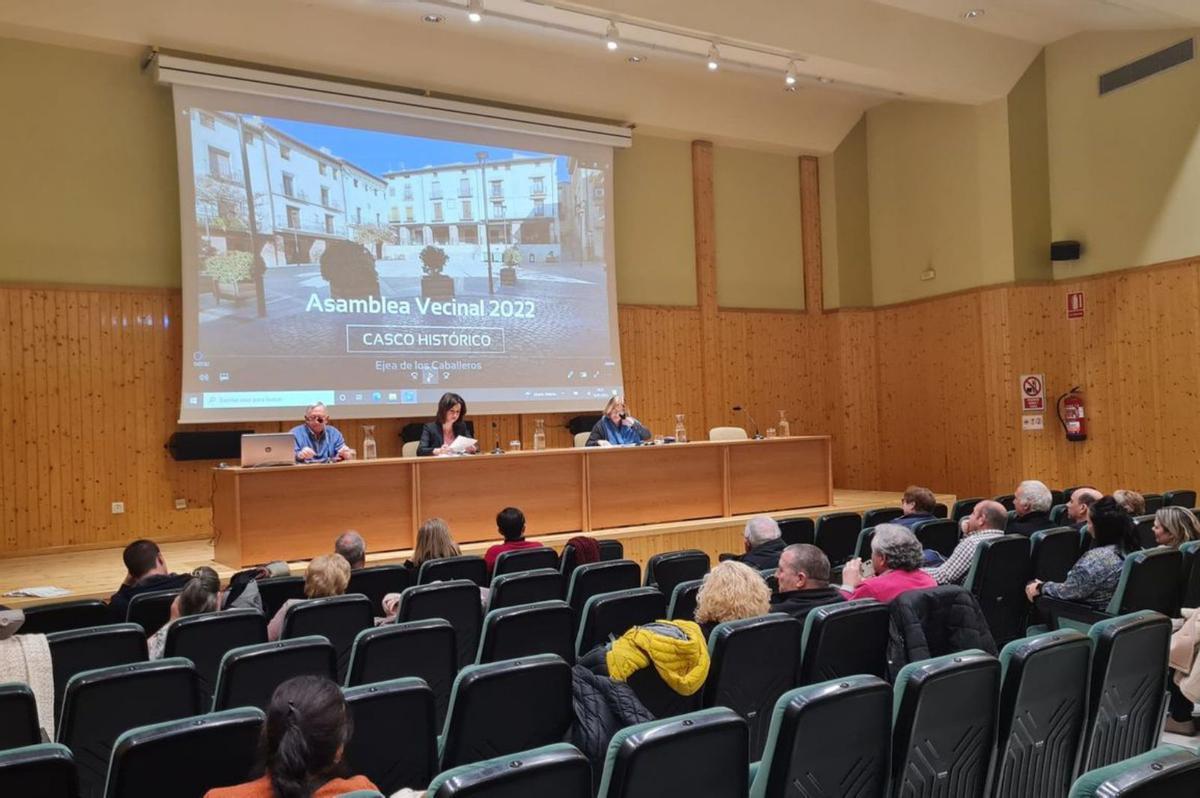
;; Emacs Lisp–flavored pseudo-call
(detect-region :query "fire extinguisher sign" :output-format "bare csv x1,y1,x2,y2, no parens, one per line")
1021,374,1046,412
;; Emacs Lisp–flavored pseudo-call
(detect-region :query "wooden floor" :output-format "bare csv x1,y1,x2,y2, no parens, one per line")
0,489,954,608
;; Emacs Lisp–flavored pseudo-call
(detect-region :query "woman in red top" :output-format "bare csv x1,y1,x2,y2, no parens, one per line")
205,676,377,798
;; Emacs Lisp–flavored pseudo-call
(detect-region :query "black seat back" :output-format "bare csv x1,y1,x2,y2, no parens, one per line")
914,518,961,558
599,540,624,560
1070,744,1200,796
164,608,267,708
1082,611,1171,771
1050,504,1069,526
343,678,437,795
346,620,457,726
1133,514,1157,550
667,579,703,622
1180,541,1200,609
48,624,147,724
347,565,413,614
964,535,1032,647
575,587,665,658
857,527,876,560
126,589,181,636
703,615,800,760
487,569,563,612
933,502,949,518
991,631,1090,798
439,654,572,771
281,595,374,681
478,601,574,665
813,513,862,567
418,556,488,587
953,498,985,522
103,706,262,798
0,743,79,798
426,743,591,798
994,494,1017,511
778,517,815,546
212,636,336,712
255,575,304,619
644,550,710,596
797,600,888,684
58,658,201,798
862,507,903,528
1143,494,1165,513
397,580,483,669
19,600,110,635
1030,527,1080,582
559,540,624,578
493,548,559,579
891,651,1000,798
566,560,641,619
1115,548,1182,618
0,683,40,751
1164,489,1197,508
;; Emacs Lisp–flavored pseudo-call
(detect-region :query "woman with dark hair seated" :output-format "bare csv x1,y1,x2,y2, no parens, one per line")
1025,496,1139,612
204,675,377,797
418,392,477,456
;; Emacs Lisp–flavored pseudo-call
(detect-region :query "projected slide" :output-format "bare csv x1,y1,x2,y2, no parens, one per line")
176,100,621,422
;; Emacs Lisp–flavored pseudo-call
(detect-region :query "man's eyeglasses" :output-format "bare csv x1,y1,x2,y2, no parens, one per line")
307,416,328,423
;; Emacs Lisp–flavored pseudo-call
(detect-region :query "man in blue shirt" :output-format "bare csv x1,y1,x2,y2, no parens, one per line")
291,402,354,463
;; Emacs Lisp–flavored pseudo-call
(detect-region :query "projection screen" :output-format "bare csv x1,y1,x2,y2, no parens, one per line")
158,56,629,423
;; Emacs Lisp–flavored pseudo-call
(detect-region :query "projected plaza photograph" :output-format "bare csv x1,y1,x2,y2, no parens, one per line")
187,108,612,363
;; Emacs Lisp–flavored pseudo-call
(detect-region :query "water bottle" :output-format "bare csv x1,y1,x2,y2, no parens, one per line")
362,425,377,460
532,419,546,451
674,413,688,443
777,411,790,438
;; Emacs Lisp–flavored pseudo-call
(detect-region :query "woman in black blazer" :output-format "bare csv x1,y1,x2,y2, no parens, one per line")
417,392,477,456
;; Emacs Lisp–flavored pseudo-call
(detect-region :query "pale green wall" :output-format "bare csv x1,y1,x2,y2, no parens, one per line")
1007,52,1052,283
712,145,804,309
831,117,873,307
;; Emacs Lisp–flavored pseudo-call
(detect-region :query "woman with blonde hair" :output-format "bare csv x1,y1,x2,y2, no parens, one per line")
1113,489,1146,517
1154,506,1200,549
407,518,461,570
693,560,771,639
267,554,351,641
585,395,652,446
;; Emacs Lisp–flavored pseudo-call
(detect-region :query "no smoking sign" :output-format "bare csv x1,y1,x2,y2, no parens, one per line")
1020,373,1045,412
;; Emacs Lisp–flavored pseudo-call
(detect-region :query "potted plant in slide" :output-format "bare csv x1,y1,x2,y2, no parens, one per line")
420,245,454,299
500,245,521,286
205,250,257,304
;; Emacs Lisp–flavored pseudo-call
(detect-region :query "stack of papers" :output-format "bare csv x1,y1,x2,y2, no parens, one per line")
3,586,71,598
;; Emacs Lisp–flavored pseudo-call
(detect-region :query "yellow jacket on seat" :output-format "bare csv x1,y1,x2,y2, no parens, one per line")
605,619,710,696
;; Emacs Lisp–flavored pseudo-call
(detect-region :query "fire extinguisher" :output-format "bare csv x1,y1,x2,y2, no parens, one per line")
1056,386,1087,442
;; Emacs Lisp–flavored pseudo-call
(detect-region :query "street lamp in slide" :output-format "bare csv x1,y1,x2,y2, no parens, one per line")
476,151,495,295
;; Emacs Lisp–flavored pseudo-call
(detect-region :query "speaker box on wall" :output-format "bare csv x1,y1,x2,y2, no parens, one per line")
166,430,253,461
1050,240,1082,261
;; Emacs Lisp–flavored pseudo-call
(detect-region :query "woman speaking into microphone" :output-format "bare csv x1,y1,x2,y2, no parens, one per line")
418,392,478,456
586,395,652,446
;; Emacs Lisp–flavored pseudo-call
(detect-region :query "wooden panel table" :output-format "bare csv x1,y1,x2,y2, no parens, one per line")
212,436,832,567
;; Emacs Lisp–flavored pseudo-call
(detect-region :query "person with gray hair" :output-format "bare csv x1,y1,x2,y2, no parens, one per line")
737,515,786,570
1008,479,1056,537
924,500,1006,585
841,524,936,603
334,530,366,570
770,544,845,623
291,401,354,463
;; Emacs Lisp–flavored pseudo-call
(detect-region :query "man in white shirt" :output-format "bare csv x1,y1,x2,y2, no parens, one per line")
924,500,1007,585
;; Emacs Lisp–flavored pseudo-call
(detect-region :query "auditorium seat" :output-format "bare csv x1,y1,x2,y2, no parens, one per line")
575,587,665,658
476,601,574,665
749,676,890,798
856,526,876,560
598,540,624,561
163,608,267,708
796,600,889,685
0,743,79,798
1132,514,1156,549
558,540,624,578
212,636,336,712
862,507,903,528
1050,504,1069,526
397,580,482,669
704,615,800,760
281,594,374,682
913,518,961,558
48,624,148,724
891,651,999,798
1042,548,1182,630
1069,745,1200,797
0,683,40,752
565,560,641,622
1143,493,1165,513
1180,541,1200,609
438,654,572,771
343,678,437,794
347,564,412,614
493,547,560,579
424,743,591,798
596,708,748,798
778,516,815,546
990,630,1090,798
1163,489,1197,509
1030,527,1080,582
485,568,563,612
58,658,201,797
102,707,262,798
644,550,710,596
418,556,488,588
573,431,590,448
18,600,110,635
667,579,702,622
933,502,949,519
707,426,748,441
345,620,456,725
952,498,985,522
994,494,1017,511
813,512,861,567
1050,490,1066,507
255,575,305,619
964,534,1031,646
1079,611,1171,772
125,588,181,636
402,440,420,457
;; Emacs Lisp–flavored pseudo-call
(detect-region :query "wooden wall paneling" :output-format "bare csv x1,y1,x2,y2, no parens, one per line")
826,310,880,489
799,156,823,313
617,305,705,440
692,140,723,434
977,287,1019,493
1146,264,1200,489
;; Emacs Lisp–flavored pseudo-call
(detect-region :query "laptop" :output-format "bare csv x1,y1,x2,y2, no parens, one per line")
240,433,296,468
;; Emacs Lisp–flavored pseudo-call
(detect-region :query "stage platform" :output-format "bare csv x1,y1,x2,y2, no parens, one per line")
0,488,954,608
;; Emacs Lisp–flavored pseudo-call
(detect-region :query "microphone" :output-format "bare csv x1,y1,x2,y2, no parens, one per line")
491,420,504,454
732,404,764,439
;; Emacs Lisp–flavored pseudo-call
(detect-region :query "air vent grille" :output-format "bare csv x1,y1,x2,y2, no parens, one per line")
1099,38,1194,96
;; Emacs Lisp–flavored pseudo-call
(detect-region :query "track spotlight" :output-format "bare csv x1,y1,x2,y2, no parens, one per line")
605,21,619,51
467,0,483,24
785,61,797,86
706,43,720,71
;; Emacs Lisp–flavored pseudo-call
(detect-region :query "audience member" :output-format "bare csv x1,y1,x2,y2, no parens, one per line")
404,517,461,572
1025,496,1138,612
892,486,938,529
841,525,936,602
333,531,366,570
693,560,771,638
1065,487,1102,531
564,535,602,567
1007,480,1056,537
483,507,544,573
109,539,192,621
925,501,1006,585
267,554,351,641
148,566,221,659
737,516,786,570
1154,507,1200,549
1169,607,1200,735
769,544,845,623
204,675,377,797
1113,489,1147,517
